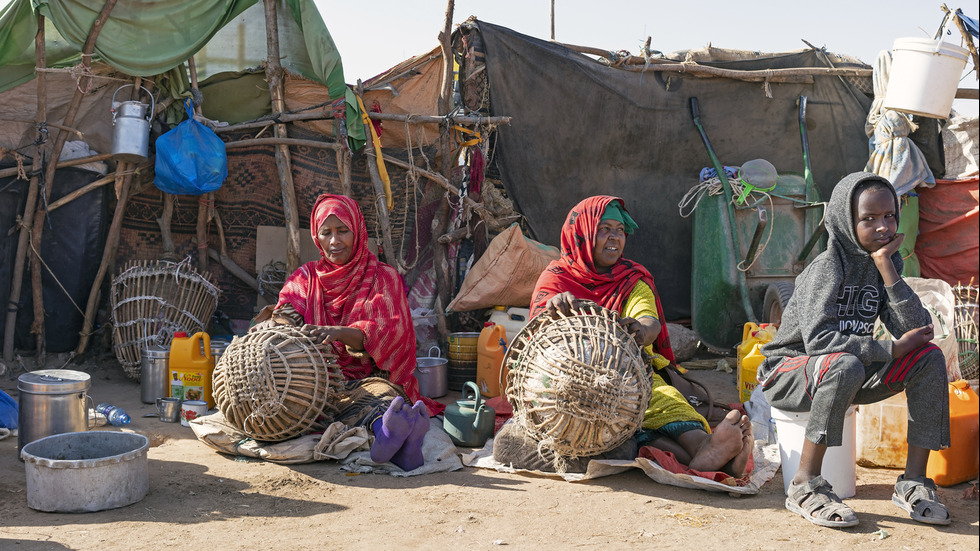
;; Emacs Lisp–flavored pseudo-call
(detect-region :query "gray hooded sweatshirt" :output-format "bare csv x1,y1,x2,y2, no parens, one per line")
760,172,930,370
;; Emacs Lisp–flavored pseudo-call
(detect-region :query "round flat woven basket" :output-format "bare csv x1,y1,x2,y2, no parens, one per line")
503,301,652,461
212,325,344,442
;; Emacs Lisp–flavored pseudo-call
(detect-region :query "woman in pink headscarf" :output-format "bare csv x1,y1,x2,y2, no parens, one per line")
258,193,442,471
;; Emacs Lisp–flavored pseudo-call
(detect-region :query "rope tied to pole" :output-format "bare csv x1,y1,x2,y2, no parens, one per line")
762,69,774,98
69,61,96,95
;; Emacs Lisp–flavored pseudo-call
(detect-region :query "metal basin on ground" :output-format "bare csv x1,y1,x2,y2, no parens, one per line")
20,431,150,513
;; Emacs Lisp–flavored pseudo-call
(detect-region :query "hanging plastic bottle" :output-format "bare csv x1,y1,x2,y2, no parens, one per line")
95,403,131,426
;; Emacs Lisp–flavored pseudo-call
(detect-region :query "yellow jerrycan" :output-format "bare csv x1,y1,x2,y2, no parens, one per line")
169,331,215,408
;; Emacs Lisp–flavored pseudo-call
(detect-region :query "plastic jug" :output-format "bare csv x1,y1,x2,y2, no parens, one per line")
736,323,776,403
856,391,909,468
926,380,979,486
477,323,508,398
169,331,215,408
488,306,531,345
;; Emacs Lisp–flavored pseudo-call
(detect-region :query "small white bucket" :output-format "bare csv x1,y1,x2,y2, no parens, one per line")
772,405,857,499
883,38,969,119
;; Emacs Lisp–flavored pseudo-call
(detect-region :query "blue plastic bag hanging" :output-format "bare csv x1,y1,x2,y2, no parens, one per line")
154,98,227,195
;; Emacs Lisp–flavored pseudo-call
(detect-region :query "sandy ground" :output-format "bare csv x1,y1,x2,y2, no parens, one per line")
1,353,977,551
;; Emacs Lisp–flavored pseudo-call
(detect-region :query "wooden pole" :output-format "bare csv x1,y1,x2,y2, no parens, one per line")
211,110,336,133
27,0,119,364
557,41,872,81
223,137,343,150
196,194,211,271
956,88,979,100
75,158,135,356
943,4,979,79
206,248,259,291
361,123,397,268
156,193,177,260
367,112,512,125
550,0,555,40
3,14,47,364
433,0,456,337
45,172,115,212
187,56,211,272
0,153,112,180
263,0,301,274
337,147,352,196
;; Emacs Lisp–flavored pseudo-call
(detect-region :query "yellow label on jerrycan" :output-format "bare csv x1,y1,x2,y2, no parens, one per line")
736,322,776,403
169,331,215,408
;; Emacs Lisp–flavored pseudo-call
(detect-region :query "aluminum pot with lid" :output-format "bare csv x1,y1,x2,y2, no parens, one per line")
17,369,94,452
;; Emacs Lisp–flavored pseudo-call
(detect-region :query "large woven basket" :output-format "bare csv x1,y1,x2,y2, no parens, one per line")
212,325,344,442
110,258,218,380
503,301,652,461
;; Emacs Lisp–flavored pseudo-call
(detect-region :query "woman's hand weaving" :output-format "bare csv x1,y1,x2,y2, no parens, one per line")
620,315,661,348
545,292,580,317
308,325,365,351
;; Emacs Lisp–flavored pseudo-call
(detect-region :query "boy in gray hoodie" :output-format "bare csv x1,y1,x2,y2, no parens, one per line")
759,172,950,528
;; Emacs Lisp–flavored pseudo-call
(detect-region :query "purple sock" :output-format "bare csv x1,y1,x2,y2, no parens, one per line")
370,396,414,463
391,401,430,471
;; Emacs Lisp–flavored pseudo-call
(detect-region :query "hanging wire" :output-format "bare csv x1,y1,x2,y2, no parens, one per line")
678,176,815,272
28,229,85,316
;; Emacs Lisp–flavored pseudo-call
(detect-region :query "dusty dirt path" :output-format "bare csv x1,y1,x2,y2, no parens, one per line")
1,356,977,550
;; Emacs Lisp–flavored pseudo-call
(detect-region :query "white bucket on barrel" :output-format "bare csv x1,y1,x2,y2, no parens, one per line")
883,38,969,119
771,405,857,499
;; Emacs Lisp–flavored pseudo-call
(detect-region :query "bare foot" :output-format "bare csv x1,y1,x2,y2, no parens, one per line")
370,397,414,464
391,400,430,471
688,410,747,473
723,418,754,477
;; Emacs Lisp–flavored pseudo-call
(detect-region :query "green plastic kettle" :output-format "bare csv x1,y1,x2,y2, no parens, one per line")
443,381,496,447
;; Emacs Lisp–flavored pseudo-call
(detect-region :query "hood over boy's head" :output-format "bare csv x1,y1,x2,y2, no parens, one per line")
826,172,900,257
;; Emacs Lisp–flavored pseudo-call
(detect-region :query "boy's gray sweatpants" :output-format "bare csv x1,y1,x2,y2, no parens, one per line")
760,344,949,450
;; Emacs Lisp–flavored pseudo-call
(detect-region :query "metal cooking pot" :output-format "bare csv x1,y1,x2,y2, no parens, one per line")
415,346,448,398
17,369,94,453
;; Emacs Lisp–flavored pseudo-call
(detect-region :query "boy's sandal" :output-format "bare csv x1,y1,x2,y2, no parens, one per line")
785,475,859,528
891,474,951,525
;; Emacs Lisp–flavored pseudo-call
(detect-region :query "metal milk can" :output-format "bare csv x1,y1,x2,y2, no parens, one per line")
111,84,154,163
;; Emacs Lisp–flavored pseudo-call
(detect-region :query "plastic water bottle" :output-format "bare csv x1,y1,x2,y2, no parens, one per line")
95,403,131,426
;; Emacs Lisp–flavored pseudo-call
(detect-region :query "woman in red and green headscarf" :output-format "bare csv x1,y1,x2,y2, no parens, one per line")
513,196,753,477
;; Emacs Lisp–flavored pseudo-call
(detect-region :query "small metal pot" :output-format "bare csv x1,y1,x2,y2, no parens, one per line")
415,346,448,398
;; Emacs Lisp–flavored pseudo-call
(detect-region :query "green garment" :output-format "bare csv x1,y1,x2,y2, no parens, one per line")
898,194,920,277
600,201,638,234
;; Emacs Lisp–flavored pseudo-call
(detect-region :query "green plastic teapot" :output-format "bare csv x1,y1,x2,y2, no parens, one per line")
443,381,496,447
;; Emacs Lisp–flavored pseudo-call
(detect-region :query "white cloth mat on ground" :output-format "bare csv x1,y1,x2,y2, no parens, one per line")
461,422,780,494
191,412,462,476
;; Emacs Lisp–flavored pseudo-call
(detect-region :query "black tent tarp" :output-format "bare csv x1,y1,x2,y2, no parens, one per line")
475,21,873,320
